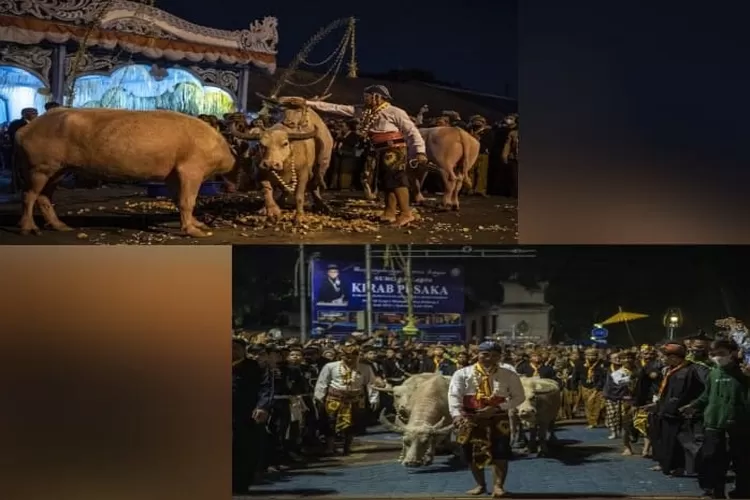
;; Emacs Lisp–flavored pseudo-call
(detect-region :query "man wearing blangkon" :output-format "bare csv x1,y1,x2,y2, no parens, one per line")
291,85,428,226
448,341,526,498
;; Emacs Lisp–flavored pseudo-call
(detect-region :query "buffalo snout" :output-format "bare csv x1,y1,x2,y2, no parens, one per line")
260,159,284,171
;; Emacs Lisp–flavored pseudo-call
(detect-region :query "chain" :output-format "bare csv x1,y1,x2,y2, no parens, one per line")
271,17,354,98
299,23,350,67
284,32,349,88
347,18,358,78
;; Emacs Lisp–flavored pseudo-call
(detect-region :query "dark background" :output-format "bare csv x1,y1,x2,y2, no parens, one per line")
159,0,518,96
233,245,750,345
521,0,750,243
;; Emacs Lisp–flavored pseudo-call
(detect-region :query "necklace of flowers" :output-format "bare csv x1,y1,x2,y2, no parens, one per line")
270,156,298,193
358,102,390,136
339,361,359,389
472,363,496,399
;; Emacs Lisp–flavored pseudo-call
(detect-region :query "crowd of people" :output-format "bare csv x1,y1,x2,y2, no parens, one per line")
232,318,749,498
1,95,519,202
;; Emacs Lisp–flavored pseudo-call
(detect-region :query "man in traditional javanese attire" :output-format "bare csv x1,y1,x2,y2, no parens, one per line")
633,344,662,457
579,348,608,428
562,350,584,419
232,338,273,494
449,341,526,498
420,344,457,375
602,351,639,454
314,344,379,455
685,331,716,372
297,85,428,226
468,115,493,196
647,342,705,476
516,350,556,379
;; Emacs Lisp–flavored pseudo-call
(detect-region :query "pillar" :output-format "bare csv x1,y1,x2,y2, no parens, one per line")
52,45,67,105
238,66,250,112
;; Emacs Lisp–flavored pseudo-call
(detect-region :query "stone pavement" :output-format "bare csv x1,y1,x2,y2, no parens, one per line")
241,425,704,498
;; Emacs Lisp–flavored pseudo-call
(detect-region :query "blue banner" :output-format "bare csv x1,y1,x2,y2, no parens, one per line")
311,260,465,343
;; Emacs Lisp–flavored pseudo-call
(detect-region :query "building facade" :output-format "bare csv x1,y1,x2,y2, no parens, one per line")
0,0,277,121
466,281,553,344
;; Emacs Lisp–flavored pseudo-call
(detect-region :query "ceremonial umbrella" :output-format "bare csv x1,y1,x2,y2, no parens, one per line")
598,307,649,345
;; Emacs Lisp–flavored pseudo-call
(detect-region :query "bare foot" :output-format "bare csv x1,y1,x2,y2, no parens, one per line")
294,212,306,224
622,448,633,456
414,193,426,205
50,223,74,232
183,225,211,238
650,465,662,471
492,486,507,498
19,224,41,236
466,485,486,495
193,220,211,231
393,212,416,227
379,212,396,223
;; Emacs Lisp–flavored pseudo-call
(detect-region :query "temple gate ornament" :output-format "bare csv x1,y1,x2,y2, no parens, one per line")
64,52,121,77
0,44,53,83
187,66,239,93
0,0,279,56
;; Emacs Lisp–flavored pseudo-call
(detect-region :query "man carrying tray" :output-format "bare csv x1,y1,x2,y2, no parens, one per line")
448,341,526,498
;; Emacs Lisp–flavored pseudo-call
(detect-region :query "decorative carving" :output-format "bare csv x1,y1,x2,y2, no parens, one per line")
188,66,239,93
0,0,279,54
100,17,177,40
0,44,53,82
64,52,121,76
240,17,279,54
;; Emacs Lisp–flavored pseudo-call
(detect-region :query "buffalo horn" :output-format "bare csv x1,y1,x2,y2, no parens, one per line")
287,126,318,141
255,92,279,104
378,408,406,433
228,122,261,141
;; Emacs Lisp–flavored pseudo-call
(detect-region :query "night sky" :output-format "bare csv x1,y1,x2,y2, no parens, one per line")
158,0,517,96
233,246,750,345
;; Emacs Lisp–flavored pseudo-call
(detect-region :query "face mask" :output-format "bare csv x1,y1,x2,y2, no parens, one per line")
711,355,732,367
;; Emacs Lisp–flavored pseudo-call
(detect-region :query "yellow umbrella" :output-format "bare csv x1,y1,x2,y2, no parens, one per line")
600,310,649,325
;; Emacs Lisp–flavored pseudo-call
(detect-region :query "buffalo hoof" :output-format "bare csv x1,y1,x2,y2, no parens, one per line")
265,206,282,221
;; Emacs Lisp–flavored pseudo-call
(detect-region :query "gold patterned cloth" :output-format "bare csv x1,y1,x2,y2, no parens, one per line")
472,153,489,194
581,387,604,426
324,388,364,433
456,413,512,467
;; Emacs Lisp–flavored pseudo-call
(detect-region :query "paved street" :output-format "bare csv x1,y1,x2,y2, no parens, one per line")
0,184,517,245
238,425,704,499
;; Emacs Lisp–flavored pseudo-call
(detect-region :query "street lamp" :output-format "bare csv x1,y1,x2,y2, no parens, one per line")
663,308,683,341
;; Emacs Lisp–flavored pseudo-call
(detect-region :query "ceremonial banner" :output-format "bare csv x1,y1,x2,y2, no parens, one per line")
311,261,465,343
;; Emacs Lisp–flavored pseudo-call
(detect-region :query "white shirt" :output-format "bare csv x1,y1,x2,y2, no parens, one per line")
499,362,517,373
314,360,379,405
448,363,526,418
305,100,427,155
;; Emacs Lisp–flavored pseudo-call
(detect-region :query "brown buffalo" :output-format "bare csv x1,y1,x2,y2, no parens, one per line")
228,124,319,220
14,108,243,237
413,127,480,210
255,94,334,211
